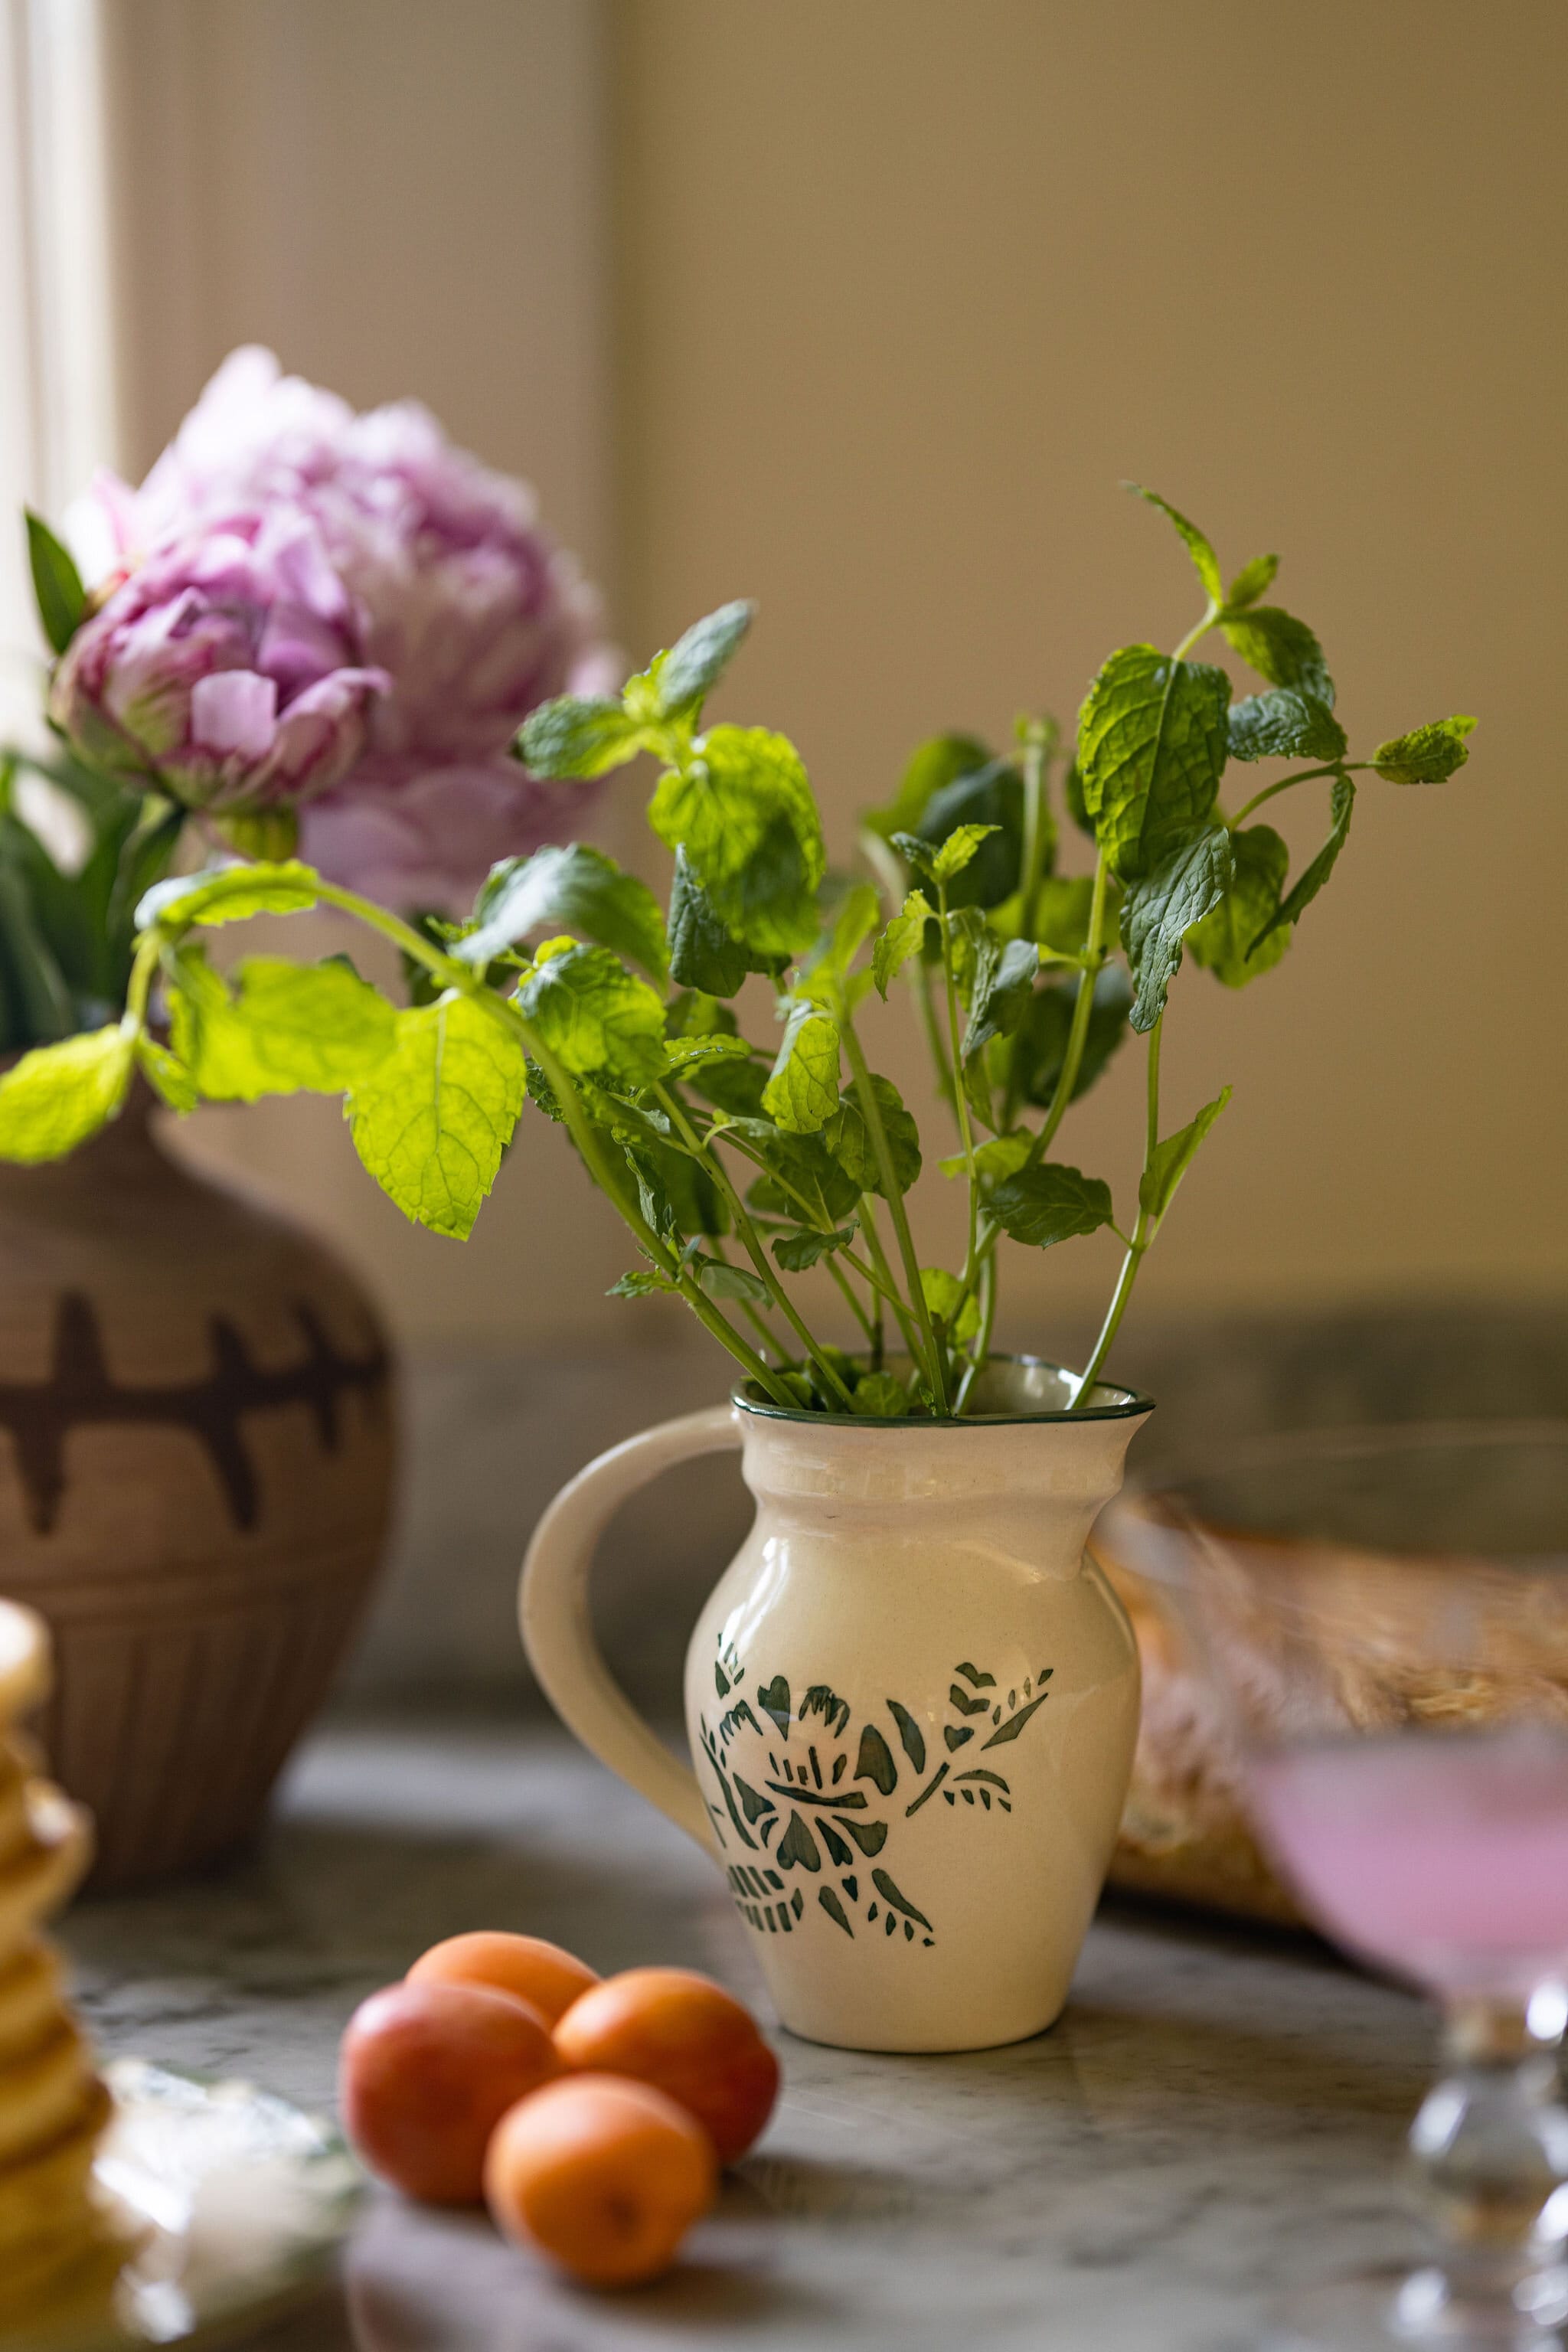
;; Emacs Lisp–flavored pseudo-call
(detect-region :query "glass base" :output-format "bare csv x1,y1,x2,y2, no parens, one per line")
1266,2266,1568,2352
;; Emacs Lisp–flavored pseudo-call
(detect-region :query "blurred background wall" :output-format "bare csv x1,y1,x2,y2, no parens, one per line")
4,0,1564,1693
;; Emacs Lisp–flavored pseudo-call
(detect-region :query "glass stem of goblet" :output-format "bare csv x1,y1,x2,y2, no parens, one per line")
1407,1985,1568,2322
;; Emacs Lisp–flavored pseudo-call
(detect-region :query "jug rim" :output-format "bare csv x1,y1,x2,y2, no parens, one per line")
732,1351,1154,1429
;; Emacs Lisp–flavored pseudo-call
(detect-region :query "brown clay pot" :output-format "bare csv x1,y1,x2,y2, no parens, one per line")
0,1089,395,1890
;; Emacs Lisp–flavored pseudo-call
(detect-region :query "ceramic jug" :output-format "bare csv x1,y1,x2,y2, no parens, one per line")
521,1358,1151,2053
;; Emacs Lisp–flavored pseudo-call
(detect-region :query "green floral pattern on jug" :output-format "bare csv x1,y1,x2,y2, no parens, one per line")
700,1640,1053,1947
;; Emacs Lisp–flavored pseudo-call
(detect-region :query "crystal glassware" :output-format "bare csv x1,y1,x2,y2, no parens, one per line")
1100,1423,1568,2351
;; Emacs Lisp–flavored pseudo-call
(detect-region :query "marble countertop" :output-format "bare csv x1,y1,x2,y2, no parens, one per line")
61,1717,1432,2352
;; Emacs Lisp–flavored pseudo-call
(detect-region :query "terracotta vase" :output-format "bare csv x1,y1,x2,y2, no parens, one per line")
521,1358,1150,2053
0,1090,396,1890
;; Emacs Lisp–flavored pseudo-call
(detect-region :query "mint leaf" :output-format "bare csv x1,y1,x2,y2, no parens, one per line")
773,1223,854,1272
1227,689,1347,765
656,600,756,716
1371,716,1476,784
762,999,841,1132
988,1162,1115,1248
1226,553,1279,610
920,1267,980,1343
462,844,667,981
1187,825,1291,988
1220,606,1334,706
648,725,825,961
136,860,324,932
964,934,1040,1060
819,882,880,977
664,1034,751,1076
1251,777,1355,952
722,1119,860,1229
136,1035,198,1112
1076,647,1230,880
1127,484,1223,606
24,510,87,655
872,889,933,998
823,1073,921,1197
516,696,645,780
913,759,1024,909
609,1267,677,1298
1119,822,1233,1033
1140,1087,1232,1222
668,848,773,997
864,733,993,844
851,1371,910,1418
1012,965,1132,1111
347,991,525,1239
691,1253,770,1305
518,943,668,1089
0,1023,133,1161
622,1137,726,1243
939,1131,1034,1181
929,822,999,885
170,951,397,1099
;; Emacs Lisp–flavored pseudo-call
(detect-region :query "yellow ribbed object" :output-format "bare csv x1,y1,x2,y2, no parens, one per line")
0,1601,109,2306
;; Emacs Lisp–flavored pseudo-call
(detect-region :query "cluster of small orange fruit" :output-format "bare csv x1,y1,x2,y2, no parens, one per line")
338,1931,778,2287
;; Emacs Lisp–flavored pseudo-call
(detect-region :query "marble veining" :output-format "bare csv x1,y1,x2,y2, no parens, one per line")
60,1717,1435,2351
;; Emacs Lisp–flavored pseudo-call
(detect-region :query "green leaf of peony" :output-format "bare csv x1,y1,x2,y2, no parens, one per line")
136,860,325,933
0,1022,134,1161
1251,777,1355,952
851,1371,910,1419
762,998,841,1133
462,844,667,981
656,600,756,716
1140,1087,1233,1222
920,1266,980,1343
516,696,645,780
964,934,1040,1061
773,1223,854,1272
347,991,526,1239
1227,689,1347,766
864,733,994,845
170,952,398,1099
1371,716,1476,785
1226,553,1279,610
1127,484,1222,606
1012,965,1132,1112
1220,606,1334,706
823,1073,921,1197
24,510,87,655
648,725,825,961
988,1163,1115,1248
1076,647,1230,880
1187,826,1292,988
939,1131,1034,1181
1119,822,1233,1033
872,889,933,999
518,942,668,1089
609,1266,678,1298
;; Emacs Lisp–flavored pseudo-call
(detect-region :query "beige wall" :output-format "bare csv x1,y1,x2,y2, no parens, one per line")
100,0,1568,1352
616,0,1568,1354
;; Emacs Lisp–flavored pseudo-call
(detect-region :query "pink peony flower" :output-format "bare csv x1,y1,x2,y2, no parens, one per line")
75,348,613,909
50,511,385,814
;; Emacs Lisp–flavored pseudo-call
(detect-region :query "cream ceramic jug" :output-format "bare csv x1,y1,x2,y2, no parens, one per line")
521,1359,1151,2053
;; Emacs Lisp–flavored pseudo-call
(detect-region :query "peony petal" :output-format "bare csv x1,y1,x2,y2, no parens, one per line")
191,669,279,760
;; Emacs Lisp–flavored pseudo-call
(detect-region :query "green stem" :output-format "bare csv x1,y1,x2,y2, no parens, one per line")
854,1204,927,1368
827,1250,877,1348
936,879,981,1301
1172,603,1219,662
841,1018,948,1411
1016,721,1054,949
655,1083,855,1410
916,957,956,1112
1070,1013,1161,1408
1024,848,1111,1171
1230,760,1370,826
952,1250,997,1416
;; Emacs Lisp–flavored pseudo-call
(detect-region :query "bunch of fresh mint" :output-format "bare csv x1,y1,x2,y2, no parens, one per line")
0,491,1473,1417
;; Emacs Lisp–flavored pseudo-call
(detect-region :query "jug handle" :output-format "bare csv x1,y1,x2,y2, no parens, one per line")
519,1404,742,1857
